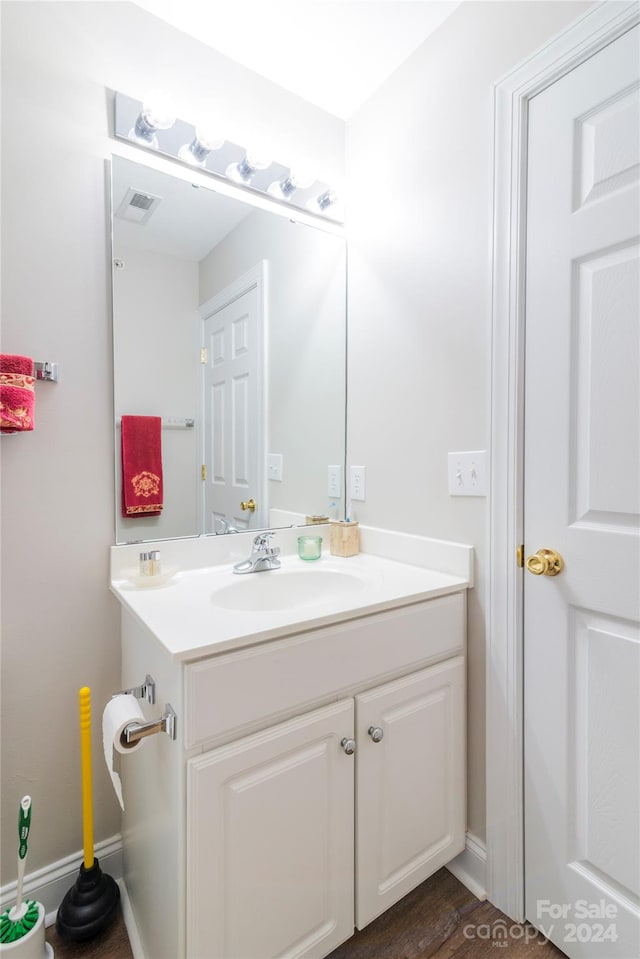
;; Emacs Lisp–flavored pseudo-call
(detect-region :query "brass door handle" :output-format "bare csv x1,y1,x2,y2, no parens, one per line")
526,548,564,576
240,498,257,512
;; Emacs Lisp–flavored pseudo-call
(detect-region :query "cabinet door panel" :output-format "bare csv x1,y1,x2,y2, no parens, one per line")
355,657,465,928
187,699,354,959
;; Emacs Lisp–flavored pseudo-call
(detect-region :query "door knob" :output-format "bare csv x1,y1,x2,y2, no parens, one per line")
240,498,257,512
368,726,384,743
340,737,356,755
526,548,564,576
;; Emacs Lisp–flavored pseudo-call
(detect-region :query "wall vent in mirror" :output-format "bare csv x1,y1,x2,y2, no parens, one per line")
113,91,343,223
116,187,162,225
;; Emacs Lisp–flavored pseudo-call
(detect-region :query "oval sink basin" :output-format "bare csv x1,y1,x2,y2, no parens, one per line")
211,568,367,612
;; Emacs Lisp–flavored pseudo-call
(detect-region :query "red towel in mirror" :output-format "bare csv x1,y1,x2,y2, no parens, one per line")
121,415,163,517
0,355,35,433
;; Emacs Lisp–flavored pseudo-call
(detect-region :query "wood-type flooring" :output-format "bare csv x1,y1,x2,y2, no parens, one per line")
45,867,568,958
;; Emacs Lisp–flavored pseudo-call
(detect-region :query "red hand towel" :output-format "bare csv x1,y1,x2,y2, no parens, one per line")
0,355,35,433
0,354,34,375
121,416,163,517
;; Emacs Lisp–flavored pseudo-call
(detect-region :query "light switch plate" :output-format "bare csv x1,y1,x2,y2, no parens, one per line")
328,465,341,498
448,451,487,496
350,465,366,501
268,453,283,482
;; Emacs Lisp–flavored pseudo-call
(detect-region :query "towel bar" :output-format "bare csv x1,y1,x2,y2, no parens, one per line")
163,417,194,429
115,417,194,429
121,704,177,746
34,361,59,382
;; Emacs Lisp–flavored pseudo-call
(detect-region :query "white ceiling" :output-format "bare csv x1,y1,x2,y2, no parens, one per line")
133,1,461,119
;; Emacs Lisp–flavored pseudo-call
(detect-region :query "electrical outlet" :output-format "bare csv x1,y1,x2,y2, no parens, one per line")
328,465,341,497
350,465,366,501
448,451,487,496
268,453,283,482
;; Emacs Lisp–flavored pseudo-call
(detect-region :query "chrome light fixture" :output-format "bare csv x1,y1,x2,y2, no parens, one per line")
114,91,343,223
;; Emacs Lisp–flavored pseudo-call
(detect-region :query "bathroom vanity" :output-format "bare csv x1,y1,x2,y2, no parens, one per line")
110,527,472,959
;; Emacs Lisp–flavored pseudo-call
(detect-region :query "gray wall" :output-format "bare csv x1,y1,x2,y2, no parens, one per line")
346,0,592,841
0,0,344,882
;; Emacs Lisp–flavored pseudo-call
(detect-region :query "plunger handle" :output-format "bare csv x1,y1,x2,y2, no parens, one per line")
79,686,94,869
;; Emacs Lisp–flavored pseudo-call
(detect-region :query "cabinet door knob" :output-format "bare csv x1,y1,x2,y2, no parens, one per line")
340,737,356,755
368,726,384,743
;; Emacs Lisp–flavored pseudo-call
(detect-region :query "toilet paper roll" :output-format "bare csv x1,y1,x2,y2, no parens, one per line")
102,695,145,810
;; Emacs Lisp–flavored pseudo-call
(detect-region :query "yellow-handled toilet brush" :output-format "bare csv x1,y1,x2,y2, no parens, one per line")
56,687,119,941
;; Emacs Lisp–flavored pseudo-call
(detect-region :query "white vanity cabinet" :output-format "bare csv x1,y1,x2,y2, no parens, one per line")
117,583,467,959
180,594,465,959
186,656,465,959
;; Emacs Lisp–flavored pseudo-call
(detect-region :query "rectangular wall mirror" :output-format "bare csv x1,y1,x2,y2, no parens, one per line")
111,156,347,544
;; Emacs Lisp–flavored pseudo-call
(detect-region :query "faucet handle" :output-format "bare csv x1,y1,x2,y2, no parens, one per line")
253,531,274,550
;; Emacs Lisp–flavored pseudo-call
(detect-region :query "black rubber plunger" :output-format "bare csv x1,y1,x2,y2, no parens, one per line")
57,687,120,940
56,856,120,941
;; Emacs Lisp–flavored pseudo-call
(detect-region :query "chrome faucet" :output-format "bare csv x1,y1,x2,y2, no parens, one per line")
216,517,238,534
233,531,281,575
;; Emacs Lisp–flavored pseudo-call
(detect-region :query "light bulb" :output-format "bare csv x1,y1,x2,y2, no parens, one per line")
267,169,315,200
195,125,225,152
179,124,225,167
130,89,176,147
244,151,272,171
308,188,338,213
226,150,273,184
141,90,175,130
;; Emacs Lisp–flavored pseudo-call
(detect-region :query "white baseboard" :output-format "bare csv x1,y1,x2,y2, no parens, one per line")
446,832,487,901
1,829,482,951
118,878,145,959
0,835,123,926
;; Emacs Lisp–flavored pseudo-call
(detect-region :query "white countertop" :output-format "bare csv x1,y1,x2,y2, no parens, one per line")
111,551,469,662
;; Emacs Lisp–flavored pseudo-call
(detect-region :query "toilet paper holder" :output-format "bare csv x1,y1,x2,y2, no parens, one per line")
115,673,156,705
120,704,177,746
114,674,177,745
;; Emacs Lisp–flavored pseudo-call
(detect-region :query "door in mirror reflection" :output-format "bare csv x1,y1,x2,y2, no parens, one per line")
202,271,264,533
111,156,346,544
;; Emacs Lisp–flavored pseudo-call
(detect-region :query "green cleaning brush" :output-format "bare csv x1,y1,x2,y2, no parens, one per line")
0,796,40,944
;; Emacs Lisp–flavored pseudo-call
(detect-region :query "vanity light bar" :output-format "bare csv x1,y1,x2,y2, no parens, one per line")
113,92,342,223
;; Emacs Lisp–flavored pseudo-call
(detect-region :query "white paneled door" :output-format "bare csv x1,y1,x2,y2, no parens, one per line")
202,279,264,532
524,25,640,959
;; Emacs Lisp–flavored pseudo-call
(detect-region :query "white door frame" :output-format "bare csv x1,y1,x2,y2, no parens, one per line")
487,0,640,922
197,261,268,532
